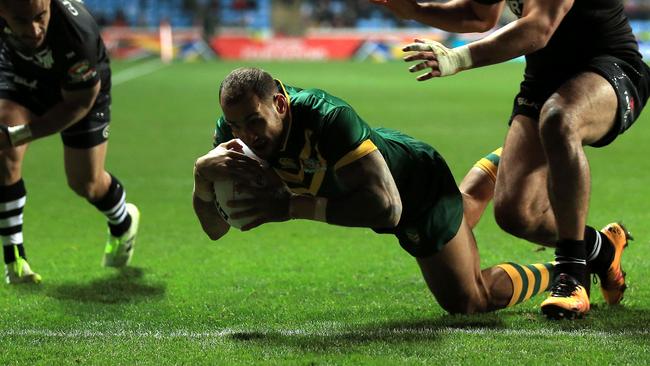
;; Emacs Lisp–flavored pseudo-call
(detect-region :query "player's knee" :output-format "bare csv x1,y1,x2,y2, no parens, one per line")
0,151,23,184
539,103,577,145
439,293,490,315
493,201,534,239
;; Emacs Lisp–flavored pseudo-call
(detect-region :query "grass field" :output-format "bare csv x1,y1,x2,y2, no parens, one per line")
1,60,649,365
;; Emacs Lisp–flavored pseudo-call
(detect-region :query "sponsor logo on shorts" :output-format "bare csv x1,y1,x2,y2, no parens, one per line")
405,228,420,245
102,125,110,139
516,97,541,110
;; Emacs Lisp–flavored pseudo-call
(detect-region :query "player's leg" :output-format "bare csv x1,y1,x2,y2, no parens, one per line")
459,147,501,229
62,120,139,268
494,116,558,246
416,216,554,314
537,70,630,318
0,100,40,284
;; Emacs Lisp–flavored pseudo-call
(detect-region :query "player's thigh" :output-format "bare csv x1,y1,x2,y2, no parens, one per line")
416,216,488,314
0,99,35,183
494,115,549,217
542,72,617,145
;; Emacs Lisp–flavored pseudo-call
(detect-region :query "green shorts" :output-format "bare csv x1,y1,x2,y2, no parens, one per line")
372,135,464,258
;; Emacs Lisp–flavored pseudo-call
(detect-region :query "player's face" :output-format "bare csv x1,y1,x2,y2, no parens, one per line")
0,0,51,51
221,92,288,160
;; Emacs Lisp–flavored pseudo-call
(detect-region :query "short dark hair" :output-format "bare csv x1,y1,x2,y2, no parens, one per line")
219,67,276,106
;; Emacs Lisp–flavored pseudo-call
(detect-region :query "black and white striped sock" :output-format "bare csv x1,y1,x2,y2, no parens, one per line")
90,174,131,237
0,180,27,264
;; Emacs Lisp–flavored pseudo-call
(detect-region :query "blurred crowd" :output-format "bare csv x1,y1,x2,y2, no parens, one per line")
90,0,650,31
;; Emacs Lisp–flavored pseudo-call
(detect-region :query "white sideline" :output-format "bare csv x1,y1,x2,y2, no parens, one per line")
112,59,168,87
1,327,648,339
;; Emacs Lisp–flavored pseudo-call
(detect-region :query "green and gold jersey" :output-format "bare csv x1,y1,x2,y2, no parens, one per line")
214,80,456,222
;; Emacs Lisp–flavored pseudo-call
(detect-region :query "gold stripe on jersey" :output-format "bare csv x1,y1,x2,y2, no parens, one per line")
333,139,378,171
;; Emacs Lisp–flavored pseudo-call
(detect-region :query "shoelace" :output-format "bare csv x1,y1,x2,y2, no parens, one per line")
550,278,578,298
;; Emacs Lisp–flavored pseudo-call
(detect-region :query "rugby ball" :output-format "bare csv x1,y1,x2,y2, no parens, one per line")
212,139,267,230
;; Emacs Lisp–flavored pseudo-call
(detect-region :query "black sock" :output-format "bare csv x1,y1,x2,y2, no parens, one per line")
584,226,615,274
89,174,132,237
554,239,587,286
3,244,26,264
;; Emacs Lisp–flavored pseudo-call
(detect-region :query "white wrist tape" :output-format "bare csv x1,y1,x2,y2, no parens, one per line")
406,41,473,76
7,124,32,146
431,44,473,76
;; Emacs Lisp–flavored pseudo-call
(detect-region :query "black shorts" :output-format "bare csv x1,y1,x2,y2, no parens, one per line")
0,54,111,149
510,55,650,147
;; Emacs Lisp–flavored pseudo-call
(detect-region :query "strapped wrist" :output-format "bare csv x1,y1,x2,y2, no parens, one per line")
6,124,32,146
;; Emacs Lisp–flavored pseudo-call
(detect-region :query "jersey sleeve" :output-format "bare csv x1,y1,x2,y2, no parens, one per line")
318,106,378,170
213,116,235,147
60,6,102,91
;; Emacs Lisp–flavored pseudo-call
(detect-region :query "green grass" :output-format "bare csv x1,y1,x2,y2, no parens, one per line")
1,60,649,364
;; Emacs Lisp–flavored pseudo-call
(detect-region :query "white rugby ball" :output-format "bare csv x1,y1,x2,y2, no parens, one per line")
212,139,267,230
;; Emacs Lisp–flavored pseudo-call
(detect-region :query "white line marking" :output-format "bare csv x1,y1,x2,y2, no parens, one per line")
112,59,167,87
1,327,648,339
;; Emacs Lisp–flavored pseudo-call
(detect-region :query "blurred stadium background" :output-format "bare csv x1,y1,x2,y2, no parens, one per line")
1,1,650,364
83,0,650,63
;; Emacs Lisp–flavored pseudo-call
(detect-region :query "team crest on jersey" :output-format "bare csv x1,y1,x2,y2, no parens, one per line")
507,0,524,17
68,60,97,82
302,158,325,173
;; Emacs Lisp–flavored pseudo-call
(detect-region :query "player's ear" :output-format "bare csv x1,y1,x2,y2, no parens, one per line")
273,93,288,115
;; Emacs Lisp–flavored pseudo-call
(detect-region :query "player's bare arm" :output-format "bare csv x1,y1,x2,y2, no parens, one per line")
326,149,402,228
371,0,504,33
403,0,573,80
0,81,100,148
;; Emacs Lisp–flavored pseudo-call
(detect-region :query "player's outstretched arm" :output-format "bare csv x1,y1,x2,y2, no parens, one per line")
403,0,573,80
0,81,101,148
371,0,504,33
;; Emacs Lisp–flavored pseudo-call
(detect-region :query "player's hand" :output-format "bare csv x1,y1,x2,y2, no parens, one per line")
227,169,292,231
194,139,265,184
369,0,420,20
403,39,472,80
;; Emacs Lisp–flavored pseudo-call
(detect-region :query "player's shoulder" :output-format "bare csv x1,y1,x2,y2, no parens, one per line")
289,86,353,116
50,0,100,44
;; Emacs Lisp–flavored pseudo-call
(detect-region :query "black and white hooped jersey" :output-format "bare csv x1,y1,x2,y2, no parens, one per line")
0,0,110,93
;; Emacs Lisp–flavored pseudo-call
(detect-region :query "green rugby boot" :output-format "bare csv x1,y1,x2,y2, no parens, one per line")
5,256,41,284
102,203,140,267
